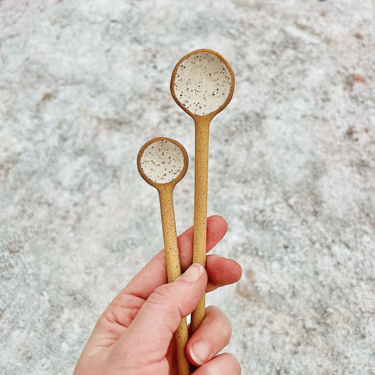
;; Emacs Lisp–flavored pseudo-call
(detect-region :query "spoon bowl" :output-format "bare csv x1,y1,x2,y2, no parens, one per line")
171,49,235,118
138,137,188,188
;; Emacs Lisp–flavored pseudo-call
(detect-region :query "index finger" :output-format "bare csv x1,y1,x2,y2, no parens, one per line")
122,215,228,300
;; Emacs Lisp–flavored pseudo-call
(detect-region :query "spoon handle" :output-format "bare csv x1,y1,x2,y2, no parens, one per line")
191,116,211,335
158,186,190,375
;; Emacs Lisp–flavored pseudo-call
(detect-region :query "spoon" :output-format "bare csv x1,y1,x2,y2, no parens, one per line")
170,49,235,334
137,137,190,375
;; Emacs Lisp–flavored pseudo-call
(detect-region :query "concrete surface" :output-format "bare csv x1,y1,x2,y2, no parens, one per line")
0,0,375,374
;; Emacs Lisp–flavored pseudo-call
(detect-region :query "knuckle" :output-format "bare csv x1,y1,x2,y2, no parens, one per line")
147,285,181,333
148,284,174,307
208,306,232,342
225,353,241,374
207,305,221,315
220,318,232,343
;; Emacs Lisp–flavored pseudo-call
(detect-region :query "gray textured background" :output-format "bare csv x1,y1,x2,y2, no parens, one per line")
1,0,375,374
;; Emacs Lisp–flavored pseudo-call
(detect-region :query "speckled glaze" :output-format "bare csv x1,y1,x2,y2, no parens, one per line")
137,137,190,375
171,49,235,119
139,139,184,184
171,50,235,335
172,52,232,116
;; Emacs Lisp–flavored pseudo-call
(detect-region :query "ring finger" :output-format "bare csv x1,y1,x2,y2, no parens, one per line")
186,306,232,366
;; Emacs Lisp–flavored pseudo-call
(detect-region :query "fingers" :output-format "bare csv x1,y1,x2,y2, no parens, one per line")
193,353,241,375
177,215,228,271
115,264,207,366
123,215,229,300
205,254,242,293
186,306,232,366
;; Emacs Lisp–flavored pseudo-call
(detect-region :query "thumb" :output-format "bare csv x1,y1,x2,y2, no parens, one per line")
116,263,207,364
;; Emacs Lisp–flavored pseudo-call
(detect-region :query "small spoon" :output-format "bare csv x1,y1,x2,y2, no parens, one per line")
170,49,235,334
137,137,190,375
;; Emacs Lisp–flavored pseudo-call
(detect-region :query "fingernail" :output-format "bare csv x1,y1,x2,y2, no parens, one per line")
179,263,204,283
190,341,211,365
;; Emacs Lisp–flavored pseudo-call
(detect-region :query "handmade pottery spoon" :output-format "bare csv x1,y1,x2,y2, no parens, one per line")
170,49,235,334
137,137,190,375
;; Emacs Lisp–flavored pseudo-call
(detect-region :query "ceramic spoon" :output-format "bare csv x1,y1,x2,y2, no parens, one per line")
170,49,235,334
137,137,190,375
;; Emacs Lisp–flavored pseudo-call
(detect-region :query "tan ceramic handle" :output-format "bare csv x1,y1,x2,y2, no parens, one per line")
190,115,212,335
158,184,190,375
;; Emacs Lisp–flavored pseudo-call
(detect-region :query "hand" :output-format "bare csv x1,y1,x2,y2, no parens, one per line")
73,215,242,374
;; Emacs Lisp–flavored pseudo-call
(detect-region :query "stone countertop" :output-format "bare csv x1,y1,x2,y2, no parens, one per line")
1,0,374,374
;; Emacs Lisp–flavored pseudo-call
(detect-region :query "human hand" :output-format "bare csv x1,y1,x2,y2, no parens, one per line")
73,215,242,374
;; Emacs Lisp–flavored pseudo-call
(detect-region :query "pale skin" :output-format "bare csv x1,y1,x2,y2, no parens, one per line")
73,216,242,375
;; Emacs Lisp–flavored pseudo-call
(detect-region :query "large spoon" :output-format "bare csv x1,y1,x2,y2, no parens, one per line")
170,49,235,334
137,137,190,375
